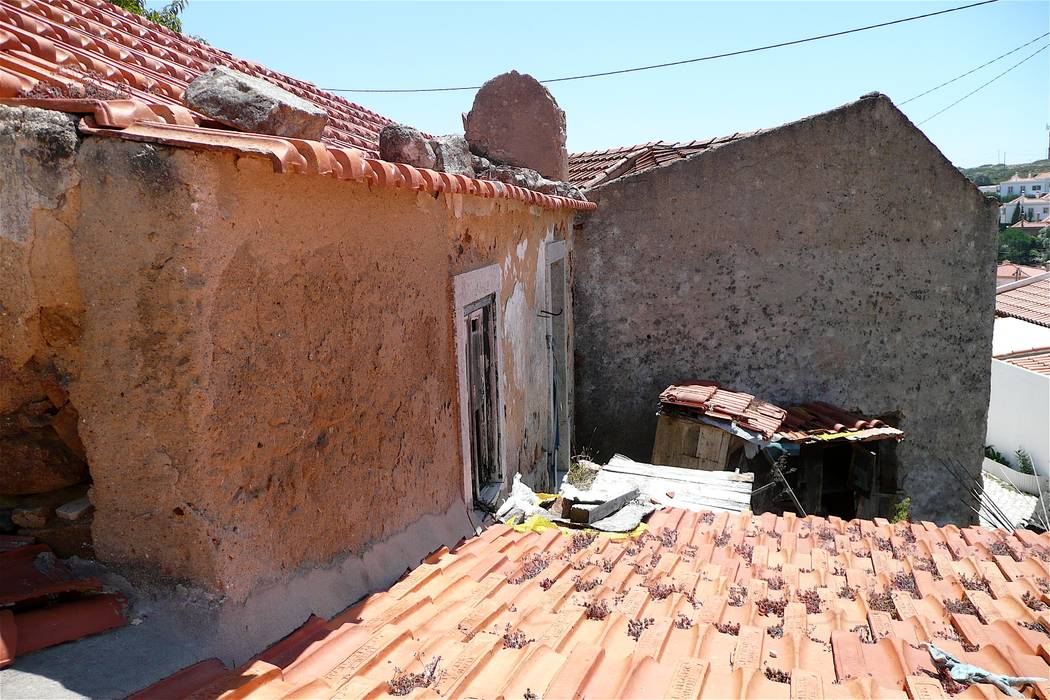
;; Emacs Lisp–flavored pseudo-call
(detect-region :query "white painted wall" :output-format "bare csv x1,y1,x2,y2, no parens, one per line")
986,359,1050,476
1000,176,1050,198
992,317,1050,355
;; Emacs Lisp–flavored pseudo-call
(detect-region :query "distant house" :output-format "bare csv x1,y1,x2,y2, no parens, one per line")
987,275,1050,476
1000,172,1050,198
1009,216,1050,230
999,193,1050,225
997,261,1048,287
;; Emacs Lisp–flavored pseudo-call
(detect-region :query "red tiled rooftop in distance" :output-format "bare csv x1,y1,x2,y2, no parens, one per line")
568,134,762,189
997,277,1050,328
996,347,1050,376
139,508,1050,699
0,0,595,212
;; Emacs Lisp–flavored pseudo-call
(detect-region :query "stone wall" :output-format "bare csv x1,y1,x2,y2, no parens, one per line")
1,106,572,607
572,95,999,525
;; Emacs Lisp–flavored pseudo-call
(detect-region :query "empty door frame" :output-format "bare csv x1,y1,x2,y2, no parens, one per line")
453,264,508,506
545,239,572,485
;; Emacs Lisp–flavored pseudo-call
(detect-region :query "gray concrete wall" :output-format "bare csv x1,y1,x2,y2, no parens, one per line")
572,94,999,525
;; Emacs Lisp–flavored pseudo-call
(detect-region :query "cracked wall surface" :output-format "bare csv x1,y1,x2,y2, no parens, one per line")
572,95,999,525
1,106,573,604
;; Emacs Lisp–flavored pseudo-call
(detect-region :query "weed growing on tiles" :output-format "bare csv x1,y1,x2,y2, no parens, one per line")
888,571,920,599
727,585,747,607
681,544,698,560
988,538,1020,561
658,528,678,548
765,575,785,591
502,624,534,649
714,531,730,547
756,597,787,617
1023,591,1049,611
943,597,979,617
539,578,555,591
1020,620,1050,635
387,655,443,696
564,532,596,557
1036,578,1050,594
714,622,740,635
734,543,754,565
573,576,601,592
599,557,616,573
766,624,784,639
764,667,791,684
837,584,858,601
508,552,550,584
674,614,694,629
699,512,715,525
583,597,610,621
523,689,538,700
627,617,654,640
958,574,991,595
798,588,822,614
874,535,893,552
644,579,676,601
913,555,941,578
1028,546,1050,563
866,590,900,619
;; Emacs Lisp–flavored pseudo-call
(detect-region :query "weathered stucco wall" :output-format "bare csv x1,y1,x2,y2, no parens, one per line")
1,106,572,606
573,95,999,525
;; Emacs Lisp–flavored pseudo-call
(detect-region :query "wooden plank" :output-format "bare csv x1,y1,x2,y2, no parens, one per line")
568,488,639,524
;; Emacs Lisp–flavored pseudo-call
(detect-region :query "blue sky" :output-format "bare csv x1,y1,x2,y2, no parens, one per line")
175,1,1048,168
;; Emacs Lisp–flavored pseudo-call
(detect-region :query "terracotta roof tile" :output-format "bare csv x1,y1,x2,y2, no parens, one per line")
0,0,595,212
137,508,1050,698
659,381,897,443
995,346,1050,375
997,262,1047,282
0,535,128,668
997,277,1050,328
568,134,763,188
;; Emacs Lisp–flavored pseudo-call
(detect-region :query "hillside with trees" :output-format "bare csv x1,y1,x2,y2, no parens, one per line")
962,158,1050,186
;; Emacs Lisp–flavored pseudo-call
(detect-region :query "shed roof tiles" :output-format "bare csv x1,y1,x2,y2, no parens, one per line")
0,0,595,212
568,134,762,189
138,508,1050,699
996,277,1050,328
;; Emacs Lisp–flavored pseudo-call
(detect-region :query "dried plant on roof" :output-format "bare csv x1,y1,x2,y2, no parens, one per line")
627,617,654,641
714,531,730,547
524,690,538,700
1037,578,1050,595
1020,620,1050,635
943,597,979,617
539,577,555,591
837,584,859,601
599,557,616,573
19,69,131,101
987,538,1018,560
889,571,920,600
583,597,610,621
764,667,791,684
644,579,676,601
681,544,698,560
766,575,785,591
699,512,715,525
913,555,941,579
573,576,601,593
658,528,678,548
565,532,597,557
387,655,443,696
896,525,917,544
1028,545,1050,563
874,535,893,553
502,624,534,649
958,574,991,595
867,591,900,620
734,543,754,566
508,552,550,585
727,585,747,607
1023,591,1049,611
674,613,694,629
766,624,784,639
714,621,740,635
756,597,787,617
798,588,822,615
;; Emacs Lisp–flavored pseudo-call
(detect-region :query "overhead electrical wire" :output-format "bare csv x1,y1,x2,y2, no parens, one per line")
322,0,999,93
898,32,1049,105
917,43,1049,124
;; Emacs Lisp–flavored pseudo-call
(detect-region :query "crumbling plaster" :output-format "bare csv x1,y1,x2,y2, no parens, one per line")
572,95,999,525
1,106,573,604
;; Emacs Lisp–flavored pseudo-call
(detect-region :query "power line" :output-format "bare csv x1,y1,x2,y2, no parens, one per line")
917,43,1048,125
899,32,1049,105
323,0,999,94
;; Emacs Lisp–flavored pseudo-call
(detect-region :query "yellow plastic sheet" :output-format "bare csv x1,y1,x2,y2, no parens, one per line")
504,513,647,540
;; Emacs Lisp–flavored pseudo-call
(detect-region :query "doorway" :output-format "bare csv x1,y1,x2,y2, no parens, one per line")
465,295,501,503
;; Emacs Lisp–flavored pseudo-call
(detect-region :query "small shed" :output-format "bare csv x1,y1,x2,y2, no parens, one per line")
653,381,904,519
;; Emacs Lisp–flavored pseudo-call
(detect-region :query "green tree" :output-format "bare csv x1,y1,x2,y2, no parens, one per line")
998,229,1038,264
109,0,188,34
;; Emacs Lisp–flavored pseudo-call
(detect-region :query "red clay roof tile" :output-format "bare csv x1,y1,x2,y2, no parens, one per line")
997,277,1050,328
995,346,1050,375
0,0,595,212
135,507,1050,698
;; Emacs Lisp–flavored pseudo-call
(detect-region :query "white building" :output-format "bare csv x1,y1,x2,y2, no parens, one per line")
999,193,1050,225
986,276,1050,476
999,172,1050,199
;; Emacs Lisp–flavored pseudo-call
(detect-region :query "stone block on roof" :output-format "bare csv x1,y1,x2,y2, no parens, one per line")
463,70,568,181
183,66,329,140
379,124,436,170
